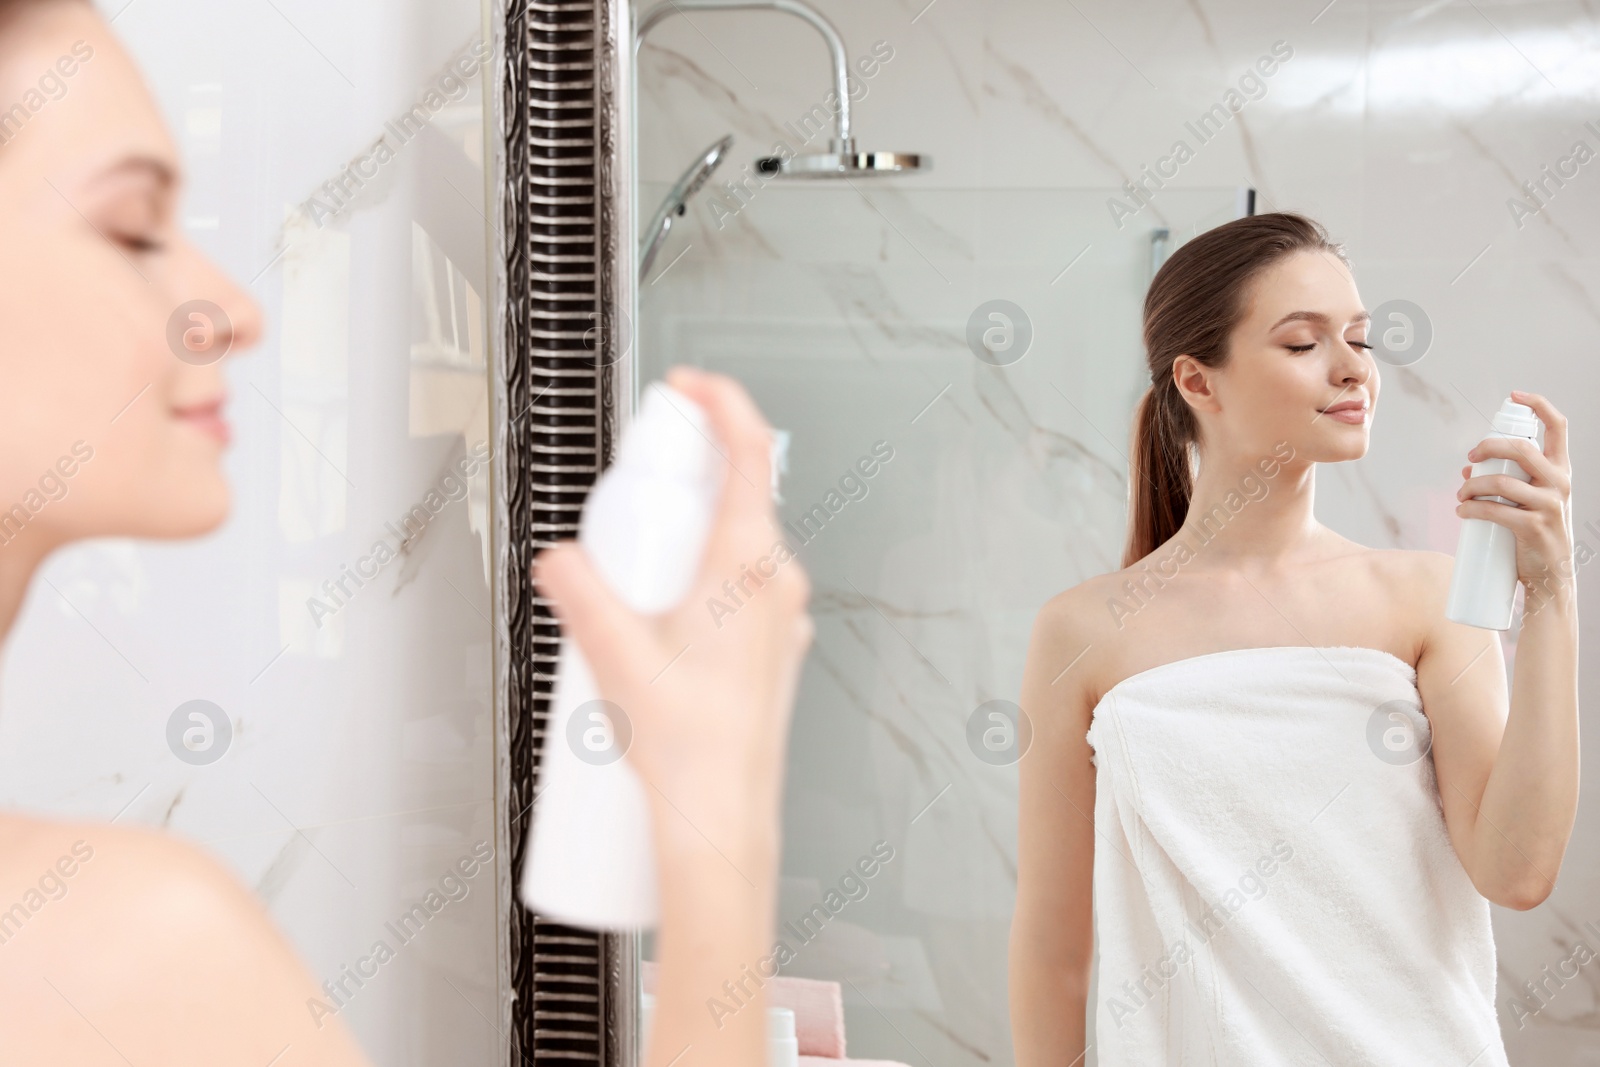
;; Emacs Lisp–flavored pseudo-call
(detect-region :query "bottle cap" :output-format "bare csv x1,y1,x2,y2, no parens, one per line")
1490,398,1539,439
622,382,722,487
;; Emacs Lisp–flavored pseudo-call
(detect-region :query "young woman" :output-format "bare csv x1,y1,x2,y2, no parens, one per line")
1010,212,1578,1064
0,2,812,1064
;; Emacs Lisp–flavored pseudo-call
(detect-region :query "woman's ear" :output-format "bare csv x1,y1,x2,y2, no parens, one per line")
1172,354,1221,414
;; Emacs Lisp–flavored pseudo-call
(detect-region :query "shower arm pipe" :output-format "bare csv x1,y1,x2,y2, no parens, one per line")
635,0,853,149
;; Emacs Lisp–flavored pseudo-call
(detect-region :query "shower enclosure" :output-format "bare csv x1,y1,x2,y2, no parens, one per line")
634,181,1247,1063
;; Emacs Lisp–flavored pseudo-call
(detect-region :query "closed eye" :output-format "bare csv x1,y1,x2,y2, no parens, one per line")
115,233,167,255
1280,342,1369,355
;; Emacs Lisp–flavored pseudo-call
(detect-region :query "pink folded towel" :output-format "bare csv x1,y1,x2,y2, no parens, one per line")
642,960,846,1058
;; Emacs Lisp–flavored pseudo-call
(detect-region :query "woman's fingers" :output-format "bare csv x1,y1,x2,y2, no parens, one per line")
1456,496,1540,532
1511,389,1570,469
670,366,775,527
664,366,786,597
1469,435,1564,489
1457,473,1546,509
532,541,654,694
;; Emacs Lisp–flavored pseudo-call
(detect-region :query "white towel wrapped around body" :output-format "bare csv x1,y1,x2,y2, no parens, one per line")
1084,645,1507,1066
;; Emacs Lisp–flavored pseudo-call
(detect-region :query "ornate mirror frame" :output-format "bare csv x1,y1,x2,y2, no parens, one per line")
489,0,637,1063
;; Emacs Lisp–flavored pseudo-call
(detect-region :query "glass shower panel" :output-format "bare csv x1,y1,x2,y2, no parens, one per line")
638,184,1242,1066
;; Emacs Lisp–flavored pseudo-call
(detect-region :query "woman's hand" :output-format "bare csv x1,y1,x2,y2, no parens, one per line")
1442,389,1580,911
1456,389,1575,617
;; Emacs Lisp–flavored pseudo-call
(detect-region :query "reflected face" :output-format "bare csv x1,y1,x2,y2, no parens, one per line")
0,1,262,551
1209,248,1377,464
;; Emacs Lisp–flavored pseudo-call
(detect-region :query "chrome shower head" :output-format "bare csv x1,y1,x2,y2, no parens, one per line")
638,2,928,183
754,140,927,179
641,134,734,278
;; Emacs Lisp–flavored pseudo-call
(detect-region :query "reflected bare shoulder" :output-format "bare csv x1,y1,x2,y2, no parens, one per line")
1030,574,1129,713
1371,546,1453,653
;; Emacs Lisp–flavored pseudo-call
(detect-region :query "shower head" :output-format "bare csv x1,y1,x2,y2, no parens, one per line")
641,134,734,279
637,2,929,182
755,139,926,179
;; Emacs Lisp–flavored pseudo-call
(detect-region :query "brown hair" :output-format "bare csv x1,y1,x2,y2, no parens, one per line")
0,0,81,30
1122,211,1348,568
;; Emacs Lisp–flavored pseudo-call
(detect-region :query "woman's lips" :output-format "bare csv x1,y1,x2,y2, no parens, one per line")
174,400,230,445
1319,400,1369,425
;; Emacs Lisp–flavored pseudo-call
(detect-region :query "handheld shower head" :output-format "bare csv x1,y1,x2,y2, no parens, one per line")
641,134,734,279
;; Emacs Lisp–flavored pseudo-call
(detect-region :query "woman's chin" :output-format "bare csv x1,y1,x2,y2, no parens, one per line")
131,471,232,540
1301,426,1371,463
1319,440,1370,463
165,482,232,538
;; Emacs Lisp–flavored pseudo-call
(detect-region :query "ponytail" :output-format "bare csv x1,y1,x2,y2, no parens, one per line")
1122,381,1194,568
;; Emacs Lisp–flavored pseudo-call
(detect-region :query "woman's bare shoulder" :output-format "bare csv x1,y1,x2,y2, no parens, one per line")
1354,546,1455,607
0,811,256,926
1029,572,1135,699
1300,536,1449,599
1033,572,1128,646
1360,544,1453,576
1337,546,1454,660
0,812,371,1066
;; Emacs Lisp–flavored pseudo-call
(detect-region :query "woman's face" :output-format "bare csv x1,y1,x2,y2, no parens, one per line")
0,1,261,555
1189,247,1378,466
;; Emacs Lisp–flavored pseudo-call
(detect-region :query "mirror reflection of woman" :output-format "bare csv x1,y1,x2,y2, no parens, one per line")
1010,213,1577,1065
0,3,812,1065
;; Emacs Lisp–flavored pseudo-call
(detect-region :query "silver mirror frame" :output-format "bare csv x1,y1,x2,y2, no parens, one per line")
490,0,638,1063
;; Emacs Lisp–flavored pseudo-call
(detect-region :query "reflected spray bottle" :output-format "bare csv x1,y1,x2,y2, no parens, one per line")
1445,398,1540,631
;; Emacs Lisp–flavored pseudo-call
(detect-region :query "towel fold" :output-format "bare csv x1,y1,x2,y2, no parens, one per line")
1085,645,1508,1066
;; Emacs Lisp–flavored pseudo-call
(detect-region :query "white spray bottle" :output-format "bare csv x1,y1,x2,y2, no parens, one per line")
1445,398,1540,631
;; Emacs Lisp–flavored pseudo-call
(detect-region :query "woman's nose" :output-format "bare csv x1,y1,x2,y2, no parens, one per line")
1337,341,1373,386
169,242,264,363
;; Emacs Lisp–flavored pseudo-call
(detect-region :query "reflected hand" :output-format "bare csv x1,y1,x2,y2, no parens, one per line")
1456,390,1574,614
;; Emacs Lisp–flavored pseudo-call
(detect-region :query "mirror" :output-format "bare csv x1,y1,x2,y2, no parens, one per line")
622,2,1593,1065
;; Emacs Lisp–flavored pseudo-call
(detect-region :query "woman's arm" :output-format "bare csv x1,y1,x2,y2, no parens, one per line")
1418,390,1579,910
533,366,812,1067
1010,589,1098,1065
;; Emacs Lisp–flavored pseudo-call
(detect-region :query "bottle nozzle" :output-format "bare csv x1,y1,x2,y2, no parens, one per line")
1491,398,1539,439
